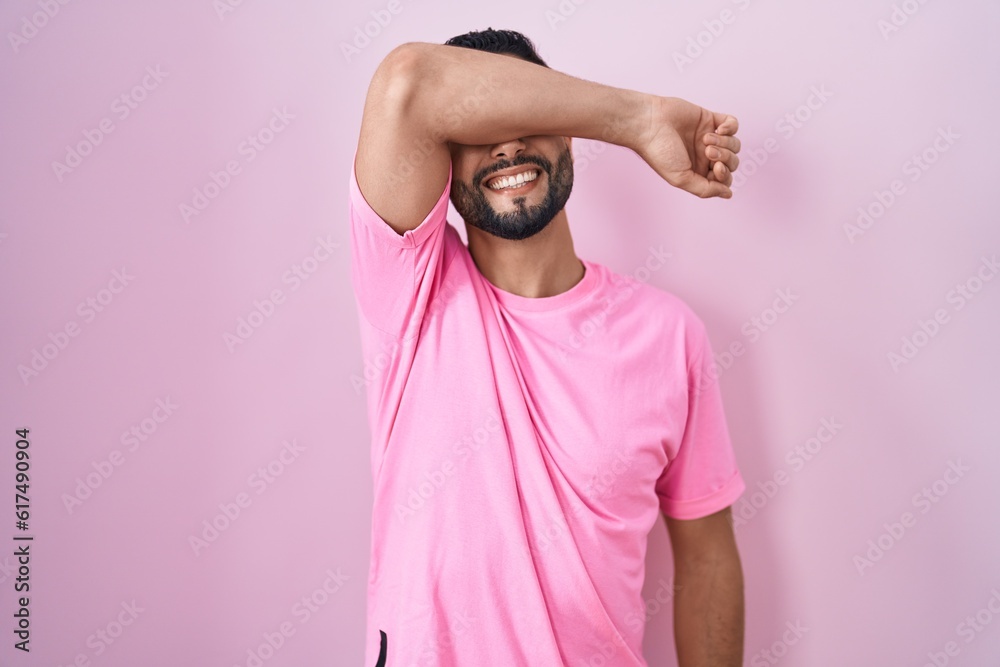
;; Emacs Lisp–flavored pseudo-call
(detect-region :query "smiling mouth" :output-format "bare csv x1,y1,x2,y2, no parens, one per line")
484,168,541,191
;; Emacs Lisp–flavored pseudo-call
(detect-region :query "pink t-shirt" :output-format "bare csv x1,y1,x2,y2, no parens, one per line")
349,152,745,666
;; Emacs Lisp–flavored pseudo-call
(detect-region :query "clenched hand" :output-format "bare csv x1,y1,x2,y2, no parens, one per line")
635,96,741,199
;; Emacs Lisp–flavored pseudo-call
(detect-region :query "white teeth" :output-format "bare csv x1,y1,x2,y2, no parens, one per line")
488,169,538,190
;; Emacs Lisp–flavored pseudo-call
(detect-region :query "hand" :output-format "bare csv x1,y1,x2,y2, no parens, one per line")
634,96,741,199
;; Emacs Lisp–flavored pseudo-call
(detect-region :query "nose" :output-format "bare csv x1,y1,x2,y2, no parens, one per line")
490,138,527,160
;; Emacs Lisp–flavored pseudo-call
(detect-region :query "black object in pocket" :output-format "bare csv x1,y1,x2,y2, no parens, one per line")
375,629,387,667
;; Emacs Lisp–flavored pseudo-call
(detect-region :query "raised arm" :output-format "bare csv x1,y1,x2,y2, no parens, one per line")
354,41,740,236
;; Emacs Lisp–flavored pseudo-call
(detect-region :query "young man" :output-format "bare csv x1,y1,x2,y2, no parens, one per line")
349,28,745,667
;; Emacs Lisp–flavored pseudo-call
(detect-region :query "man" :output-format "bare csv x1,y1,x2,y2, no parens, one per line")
349,27,745,666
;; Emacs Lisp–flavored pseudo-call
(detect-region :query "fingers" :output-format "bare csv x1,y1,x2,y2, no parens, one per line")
708,160,733,188
713,134,741,154
687,170,732,199
704,113,741,166
715,114,739,136
713,160,733,185
704,132,741,155
706,154,734,192
705,144,740,173
680,111,740,198
704,122,742,181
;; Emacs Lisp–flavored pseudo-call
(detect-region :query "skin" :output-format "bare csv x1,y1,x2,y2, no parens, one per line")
447,128,585,299
442,53,740,301
355,41,744,666
665,506,745,666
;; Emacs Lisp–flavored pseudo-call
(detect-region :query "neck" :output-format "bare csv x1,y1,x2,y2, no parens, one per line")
465,209,583,298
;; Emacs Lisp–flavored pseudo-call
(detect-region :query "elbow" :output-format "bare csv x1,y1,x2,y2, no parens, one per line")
369,42,428,112
379,41,425,78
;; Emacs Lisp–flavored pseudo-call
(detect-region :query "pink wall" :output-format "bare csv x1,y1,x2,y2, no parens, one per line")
2,1,998,665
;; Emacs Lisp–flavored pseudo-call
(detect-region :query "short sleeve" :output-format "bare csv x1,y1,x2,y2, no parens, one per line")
655,319,745,520
348,148,453,340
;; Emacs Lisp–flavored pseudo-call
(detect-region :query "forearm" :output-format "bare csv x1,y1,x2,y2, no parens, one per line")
392,41,651,152
673,550,745,666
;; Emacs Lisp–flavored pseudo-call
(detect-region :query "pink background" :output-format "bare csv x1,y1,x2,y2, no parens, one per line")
2,1,999,665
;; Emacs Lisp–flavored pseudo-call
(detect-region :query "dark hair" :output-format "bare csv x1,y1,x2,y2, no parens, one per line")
443,28,549,68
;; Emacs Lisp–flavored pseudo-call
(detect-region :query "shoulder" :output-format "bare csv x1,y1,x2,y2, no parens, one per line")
588,259,714,370
594,260,708,330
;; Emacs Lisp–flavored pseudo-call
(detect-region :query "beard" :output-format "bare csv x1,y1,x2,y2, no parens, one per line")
450,145,574,241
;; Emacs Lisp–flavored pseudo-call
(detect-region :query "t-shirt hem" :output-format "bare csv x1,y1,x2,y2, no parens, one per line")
659,470,746,520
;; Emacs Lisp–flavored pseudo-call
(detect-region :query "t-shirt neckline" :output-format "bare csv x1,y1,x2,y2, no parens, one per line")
482,258,601,313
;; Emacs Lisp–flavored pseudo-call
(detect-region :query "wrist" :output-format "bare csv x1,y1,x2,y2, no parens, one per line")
604,90,656,154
